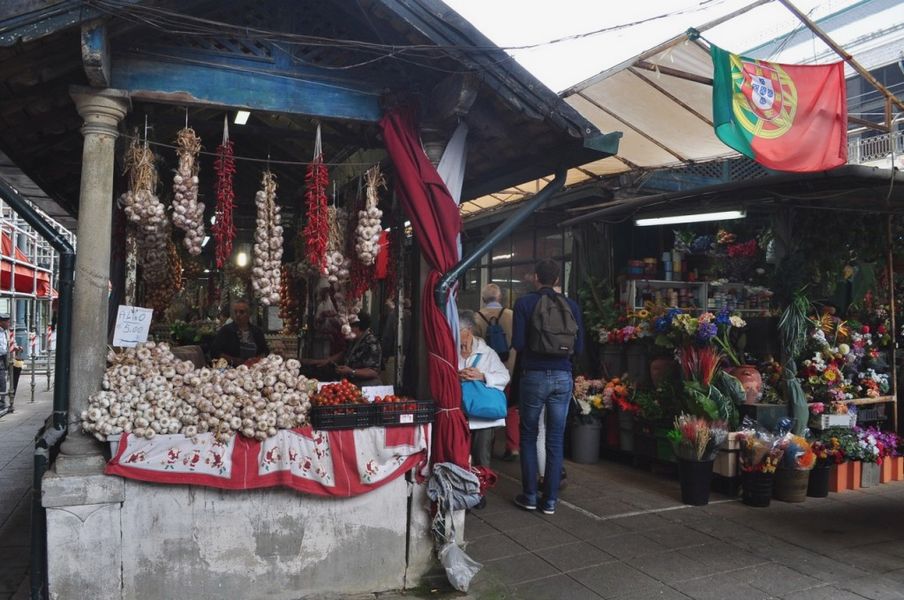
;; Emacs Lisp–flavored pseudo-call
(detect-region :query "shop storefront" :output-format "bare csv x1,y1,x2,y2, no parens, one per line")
559,165,904,503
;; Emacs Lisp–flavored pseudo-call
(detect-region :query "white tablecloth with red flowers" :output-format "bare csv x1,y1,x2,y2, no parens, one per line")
105,424,430,497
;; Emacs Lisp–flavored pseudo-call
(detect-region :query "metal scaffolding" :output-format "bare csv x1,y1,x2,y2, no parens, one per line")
0,194,75,414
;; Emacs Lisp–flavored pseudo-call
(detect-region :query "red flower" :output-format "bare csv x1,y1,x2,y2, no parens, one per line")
877,325,887,334
862,325,870,334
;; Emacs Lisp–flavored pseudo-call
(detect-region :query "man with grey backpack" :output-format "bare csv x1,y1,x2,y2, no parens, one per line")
511,259,583,515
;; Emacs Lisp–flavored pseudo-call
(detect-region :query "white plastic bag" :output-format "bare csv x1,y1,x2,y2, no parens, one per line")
438,541,482,592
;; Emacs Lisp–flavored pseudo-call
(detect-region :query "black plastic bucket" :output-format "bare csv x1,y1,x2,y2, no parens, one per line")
807,464,831,498
741,471,774,507
678,458,714,506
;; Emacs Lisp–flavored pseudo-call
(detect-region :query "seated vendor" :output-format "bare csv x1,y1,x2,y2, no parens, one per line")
303,311,382,387
210,299,269,366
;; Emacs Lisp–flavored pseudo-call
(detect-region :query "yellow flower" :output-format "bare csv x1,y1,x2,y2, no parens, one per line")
636,309,650,320
823,369,838,383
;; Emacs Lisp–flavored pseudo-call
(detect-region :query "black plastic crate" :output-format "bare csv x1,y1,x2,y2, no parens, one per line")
310,403,378,430
377,399,434,427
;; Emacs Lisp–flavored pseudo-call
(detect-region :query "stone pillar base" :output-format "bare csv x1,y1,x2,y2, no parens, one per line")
42,459,124,600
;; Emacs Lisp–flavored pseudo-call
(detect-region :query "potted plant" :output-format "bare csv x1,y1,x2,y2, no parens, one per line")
710,309,762,404
571,376,608,464
606,377,637,453
856,427,883,488
737,423,786,507
808,435,843,497
668,414,727,506
773,434,816,502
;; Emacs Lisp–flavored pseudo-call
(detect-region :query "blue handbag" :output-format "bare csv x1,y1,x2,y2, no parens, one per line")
460,356,507,420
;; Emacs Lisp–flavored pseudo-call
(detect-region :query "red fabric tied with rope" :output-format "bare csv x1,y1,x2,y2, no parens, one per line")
380,106,470,469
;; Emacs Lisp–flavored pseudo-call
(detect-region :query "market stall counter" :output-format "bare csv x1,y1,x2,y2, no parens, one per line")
46,342,437,600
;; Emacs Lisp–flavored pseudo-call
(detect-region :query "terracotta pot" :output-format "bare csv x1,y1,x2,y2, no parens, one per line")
880,459,894,484
829,462,849,493
649,356,676,386
727,365,764,404
847,461,862,491
895,457,904,482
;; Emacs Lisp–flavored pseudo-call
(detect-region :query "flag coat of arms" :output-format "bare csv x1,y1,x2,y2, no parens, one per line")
711,44,847,172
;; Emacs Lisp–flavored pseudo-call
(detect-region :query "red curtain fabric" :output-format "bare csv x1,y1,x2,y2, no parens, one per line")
380,107,470,468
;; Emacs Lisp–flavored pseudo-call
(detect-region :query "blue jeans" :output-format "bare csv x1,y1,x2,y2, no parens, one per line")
518,369,572,506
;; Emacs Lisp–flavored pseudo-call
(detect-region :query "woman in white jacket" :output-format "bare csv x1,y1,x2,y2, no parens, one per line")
458,311,510,468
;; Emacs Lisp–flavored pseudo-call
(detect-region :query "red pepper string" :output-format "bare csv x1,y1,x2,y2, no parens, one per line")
303,154,329,273
213,138,236,268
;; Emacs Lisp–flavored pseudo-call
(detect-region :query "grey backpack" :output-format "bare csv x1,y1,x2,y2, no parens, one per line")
528,291,578,356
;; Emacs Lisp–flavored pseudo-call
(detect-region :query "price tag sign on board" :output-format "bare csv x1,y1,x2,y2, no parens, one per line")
112,305,153,348
362,385,395,403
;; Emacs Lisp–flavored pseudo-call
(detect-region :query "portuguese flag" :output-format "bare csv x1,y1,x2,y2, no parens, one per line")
711,44,847,172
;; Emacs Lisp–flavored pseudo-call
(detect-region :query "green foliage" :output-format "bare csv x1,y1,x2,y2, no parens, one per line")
634,389,663,421
713,370,744,429
578,276,619,333
682,381,719,422
771,211,886,304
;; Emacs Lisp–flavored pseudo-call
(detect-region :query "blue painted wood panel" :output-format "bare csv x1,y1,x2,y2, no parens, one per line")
110,57,382,122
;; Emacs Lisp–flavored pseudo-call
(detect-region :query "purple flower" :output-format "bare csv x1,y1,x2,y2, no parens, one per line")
696,322,717,342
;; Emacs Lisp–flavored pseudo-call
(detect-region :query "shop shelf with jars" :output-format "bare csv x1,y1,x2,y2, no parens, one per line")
622,280,706,313
706,281,775,317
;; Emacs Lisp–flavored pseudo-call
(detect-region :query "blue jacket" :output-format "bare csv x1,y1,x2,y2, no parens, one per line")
511,287,584,372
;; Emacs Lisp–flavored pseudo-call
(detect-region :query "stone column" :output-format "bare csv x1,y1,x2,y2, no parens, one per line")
59,86,129,470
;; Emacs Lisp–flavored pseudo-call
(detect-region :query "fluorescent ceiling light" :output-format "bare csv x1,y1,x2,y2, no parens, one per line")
492,253,512,260
236,251,249,267
203,269,210,274
202,236,210,247
234,110,251,125
634,210,746,227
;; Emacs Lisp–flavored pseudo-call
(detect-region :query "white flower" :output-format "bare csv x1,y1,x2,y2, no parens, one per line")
729,315,746,328
576,398,592,416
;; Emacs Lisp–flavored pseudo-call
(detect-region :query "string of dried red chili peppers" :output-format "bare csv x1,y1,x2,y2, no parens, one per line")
303,126,329,273
212,135,236,269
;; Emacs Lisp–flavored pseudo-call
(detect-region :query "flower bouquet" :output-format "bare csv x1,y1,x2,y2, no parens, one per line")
668,414,728,505
736,418,788,506
573,376,608,424
667,414,728,462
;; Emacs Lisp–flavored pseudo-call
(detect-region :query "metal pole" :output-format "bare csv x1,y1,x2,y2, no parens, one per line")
30,351,36,403
395,225,405,390
434,168,567,308
776,0,904,119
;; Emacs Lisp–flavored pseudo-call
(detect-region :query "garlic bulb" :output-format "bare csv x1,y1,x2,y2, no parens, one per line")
355,165,384,265
120,138,168,284
333,291,362,340
252,171,283,306
83,344,313,443
171,127,205,256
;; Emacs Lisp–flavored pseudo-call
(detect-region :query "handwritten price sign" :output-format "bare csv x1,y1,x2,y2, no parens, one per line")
112,305,153,348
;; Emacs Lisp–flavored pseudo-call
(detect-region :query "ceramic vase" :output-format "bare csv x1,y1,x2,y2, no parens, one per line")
727,365,764,404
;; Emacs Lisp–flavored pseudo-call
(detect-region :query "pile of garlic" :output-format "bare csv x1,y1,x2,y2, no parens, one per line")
82,342,314,443
171,127,205,256
355,165,384,265
252,171,283,305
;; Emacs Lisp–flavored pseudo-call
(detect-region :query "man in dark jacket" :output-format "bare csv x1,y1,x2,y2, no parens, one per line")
511,259,583,516
210,299,269,366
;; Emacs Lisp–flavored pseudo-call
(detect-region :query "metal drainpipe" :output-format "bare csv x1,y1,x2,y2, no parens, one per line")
434,167,566,308
0,178,74,600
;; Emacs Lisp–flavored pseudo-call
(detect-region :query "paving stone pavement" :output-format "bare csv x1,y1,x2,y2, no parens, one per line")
461,446,904,600
0,377,52,600
4,388,904,600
